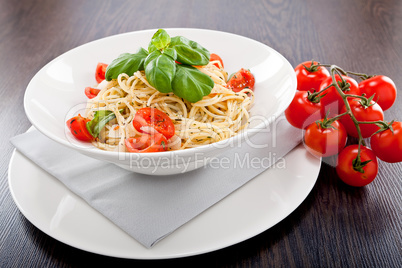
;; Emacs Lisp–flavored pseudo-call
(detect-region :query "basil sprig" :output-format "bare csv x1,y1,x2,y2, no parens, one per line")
104,29,214,103
173,64,214,102
144,50,176,93
151,29,171,50
86,110,118,138
169,36,210,65
105,48,149,81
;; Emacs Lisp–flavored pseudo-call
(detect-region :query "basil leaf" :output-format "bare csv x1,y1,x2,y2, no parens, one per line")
86,110,117,138
163,47,177,61
148,45,176,60
148,42,157,54
144,50,176,93
151,29,171,50
105,48,149,81
172,64,214,103
169,36,210,66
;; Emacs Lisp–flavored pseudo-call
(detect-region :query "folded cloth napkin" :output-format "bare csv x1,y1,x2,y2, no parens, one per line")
10,114,301,248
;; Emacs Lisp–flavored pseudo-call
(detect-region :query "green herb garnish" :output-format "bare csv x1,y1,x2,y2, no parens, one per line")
86,110,118,138
104,29,214,103
172,64,214,103
105,48,149,81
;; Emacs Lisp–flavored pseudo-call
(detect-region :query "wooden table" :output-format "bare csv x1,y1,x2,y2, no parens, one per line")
1,0,401,266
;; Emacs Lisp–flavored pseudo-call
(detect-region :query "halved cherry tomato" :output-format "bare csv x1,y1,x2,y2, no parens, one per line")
95,62,108,83
336,145,378,187
84,87,101,99
125,133,168,153
294,61,330,92
132,107,175,140
210,53,224,68
66,114,93,142
226,68,255,92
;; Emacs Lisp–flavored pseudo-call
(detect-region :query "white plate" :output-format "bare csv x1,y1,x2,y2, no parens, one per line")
8,143,321,259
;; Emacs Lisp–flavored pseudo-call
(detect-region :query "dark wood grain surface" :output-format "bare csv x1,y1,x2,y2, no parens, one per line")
1,0,401,267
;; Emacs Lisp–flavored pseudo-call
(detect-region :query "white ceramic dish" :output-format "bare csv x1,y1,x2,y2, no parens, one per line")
24,29,296,175
8,143,320,259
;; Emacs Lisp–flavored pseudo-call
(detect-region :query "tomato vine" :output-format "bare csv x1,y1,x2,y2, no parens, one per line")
287,61,400,187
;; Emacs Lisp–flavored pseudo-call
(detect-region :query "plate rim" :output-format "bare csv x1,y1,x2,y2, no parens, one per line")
8,135,321,259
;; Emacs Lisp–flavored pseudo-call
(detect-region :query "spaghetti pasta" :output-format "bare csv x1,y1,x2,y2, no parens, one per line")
85,62,254,152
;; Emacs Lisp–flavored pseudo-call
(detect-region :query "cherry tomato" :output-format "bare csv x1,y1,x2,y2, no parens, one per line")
336,145,378,187
95,62,108,83
370,121,402,163
304,119,347,157
358,75,397,111
66,114,93,142
340,98,384,138
285,91,324,129
294,61,330,91
319,75,360,115
210,53,224,68
226,68,255,92
132,107,175,140
84,87,101,99
125,133,168,153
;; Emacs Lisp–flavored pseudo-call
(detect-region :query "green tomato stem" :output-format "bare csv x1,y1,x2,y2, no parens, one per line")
329,111,349,122
344,94,366,100
318,64,372,79
356,120,390,131
329,65,366,149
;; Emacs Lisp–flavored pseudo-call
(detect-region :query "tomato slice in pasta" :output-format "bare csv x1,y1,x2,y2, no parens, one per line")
95,62,108,83
226,68,255,92
125,133,168,153
84,87,100,99
210,53,224,68
66,114,93,142
132,107,175,140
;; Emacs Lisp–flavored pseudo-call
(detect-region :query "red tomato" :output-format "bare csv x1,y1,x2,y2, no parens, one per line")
95,62,108,83
226,68,255,92
304,119,347,157
336,145,378,187
294,61,330,91
340,98,384,138
210,53,224,68
125,133,168,153
370,121,402,163
84,87,101,99
319,75,360,115
285,91,324,129
359,75,397,111
132,107,175,140
66,114,93,142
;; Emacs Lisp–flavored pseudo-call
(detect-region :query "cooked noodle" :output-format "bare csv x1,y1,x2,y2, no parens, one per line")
85,61,254,152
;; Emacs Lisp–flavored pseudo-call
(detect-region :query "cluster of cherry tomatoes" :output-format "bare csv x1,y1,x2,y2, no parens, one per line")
285,60,401,187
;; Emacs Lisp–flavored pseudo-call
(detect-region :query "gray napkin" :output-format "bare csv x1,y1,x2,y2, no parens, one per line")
10,114,301,248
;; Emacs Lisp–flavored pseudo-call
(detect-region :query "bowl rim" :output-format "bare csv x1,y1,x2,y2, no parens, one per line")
24,28,296,159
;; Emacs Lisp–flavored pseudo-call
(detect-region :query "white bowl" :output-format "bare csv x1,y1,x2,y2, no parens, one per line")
24,28,296,175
